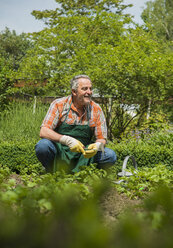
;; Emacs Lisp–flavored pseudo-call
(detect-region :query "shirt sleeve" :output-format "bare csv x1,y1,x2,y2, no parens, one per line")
41,100,60,130
94,107,107,140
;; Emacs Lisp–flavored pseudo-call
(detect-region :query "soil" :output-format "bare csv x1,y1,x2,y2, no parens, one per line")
9,173,24,186
100,187,141,225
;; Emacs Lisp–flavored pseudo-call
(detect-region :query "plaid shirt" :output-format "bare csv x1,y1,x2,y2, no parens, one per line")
41,95,107,140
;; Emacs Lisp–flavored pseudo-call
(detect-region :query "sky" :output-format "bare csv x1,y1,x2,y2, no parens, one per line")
0,0,149,34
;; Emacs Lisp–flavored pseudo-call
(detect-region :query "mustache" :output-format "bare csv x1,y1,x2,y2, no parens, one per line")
84,95,92,98
84,96,91,100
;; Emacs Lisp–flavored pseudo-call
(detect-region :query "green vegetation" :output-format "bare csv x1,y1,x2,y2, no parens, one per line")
5,0,170,139
0,28,32,71
0,102,172,172
0,155,173,246
0,0,173,246
0,94,172,247
0,28,32,112
0,0,172,139
0,57,13,112
0,101,48,141
141,0,173,41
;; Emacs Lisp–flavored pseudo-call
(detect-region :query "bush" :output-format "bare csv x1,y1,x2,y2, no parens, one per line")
108,131,173,169
0,140,39,173
1,131,172,173
113,186,173,248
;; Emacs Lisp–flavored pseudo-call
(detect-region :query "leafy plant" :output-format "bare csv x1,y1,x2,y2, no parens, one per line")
114,164,173,198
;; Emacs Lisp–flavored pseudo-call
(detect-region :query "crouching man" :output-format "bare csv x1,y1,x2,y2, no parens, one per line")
35,75,116,172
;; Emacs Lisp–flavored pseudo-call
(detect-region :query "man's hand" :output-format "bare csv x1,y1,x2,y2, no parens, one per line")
59,135,85,154
84,142,104,158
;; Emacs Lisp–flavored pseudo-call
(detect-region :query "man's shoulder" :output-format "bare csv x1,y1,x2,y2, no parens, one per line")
90,100,102,111
51,95,71,105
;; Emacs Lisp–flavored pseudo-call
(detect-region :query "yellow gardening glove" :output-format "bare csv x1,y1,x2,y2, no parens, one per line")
70,140,85,153
84,142,103,158
59,135,85,154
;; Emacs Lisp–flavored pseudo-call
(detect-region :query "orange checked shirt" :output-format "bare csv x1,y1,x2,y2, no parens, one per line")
41,95,107,140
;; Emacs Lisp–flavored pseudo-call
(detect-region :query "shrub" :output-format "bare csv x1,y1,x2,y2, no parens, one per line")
1,131,172,173
0,140,39,173
108,131,173,169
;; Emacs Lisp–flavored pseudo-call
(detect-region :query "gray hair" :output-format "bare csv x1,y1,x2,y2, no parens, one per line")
70,75,92,90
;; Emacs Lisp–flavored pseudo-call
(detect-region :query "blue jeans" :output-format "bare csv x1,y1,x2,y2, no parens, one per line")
35,139,117,172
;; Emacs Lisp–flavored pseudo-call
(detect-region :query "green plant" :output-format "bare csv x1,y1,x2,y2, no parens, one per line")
0,101,48,141
114,164,173,198
108,131,173,169
0,140,39,172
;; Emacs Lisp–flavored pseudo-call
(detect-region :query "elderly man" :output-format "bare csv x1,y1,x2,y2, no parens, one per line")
35,75,116,172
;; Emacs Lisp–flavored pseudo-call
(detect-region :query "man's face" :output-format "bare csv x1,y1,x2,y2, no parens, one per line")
72,78,92,107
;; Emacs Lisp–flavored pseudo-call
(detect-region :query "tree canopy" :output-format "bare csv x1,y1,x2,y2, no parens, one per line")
0,28,33,111
0,28,32,71
18,0,132,90
141,0,173,41
18,0,172,102
4,0,173,138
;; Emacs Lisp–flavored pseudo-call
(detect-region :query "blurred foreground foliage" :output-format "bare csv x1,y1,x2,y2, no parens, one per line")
0,99,172,247
0,164,173,248
0,127,172,247
114,186,173,248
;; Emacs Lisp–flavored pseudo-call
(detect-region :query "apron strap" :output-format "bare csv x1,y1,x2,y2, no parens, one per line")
64,99,90,125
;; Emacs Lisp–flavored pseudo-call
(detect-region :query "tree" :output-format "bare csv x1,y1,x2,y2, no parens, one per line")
0,57,13,112
0,28,32,71
0,28,33,112
141,0,173,41
82,27,173,138
18,0,173,139
141,0,173,127
18,0,132,93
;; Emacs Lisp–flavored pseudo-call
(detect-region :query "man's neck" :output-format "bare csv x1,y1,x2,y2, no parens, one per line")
72,97,85,116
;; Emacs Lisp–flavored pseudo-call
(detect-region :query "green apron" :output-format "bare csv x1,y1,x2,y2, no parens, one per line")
53,105,94,173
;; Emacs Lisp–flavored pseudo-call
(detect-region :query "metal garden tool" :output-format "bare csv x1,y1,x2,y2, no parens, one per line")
114,155,138,184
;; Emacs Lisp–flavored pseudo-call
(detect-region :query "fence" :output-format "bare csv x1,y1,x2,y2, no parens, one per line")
8,92,110,114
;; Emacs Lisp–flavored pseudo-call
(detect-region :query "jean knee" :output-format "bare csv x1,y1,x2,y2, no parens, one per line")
35,139,56,157
106,148,117,164
94,148,117,165
35,139,57,170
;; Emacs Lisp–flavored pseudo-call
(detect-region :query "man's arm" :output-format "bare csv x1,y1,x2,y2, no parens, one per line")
40,126,85,154
94,106,107,146
96,138,106,146
40,126,63,142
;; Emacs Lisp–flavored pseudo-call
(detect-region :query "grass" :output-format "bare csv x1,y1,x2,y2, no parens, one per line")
0,100,49,142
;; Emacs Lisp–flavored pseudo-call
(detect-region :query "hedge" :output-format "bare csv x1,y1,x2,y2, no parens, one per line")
0,132,173,172
0,139,39,172
108,132,173,169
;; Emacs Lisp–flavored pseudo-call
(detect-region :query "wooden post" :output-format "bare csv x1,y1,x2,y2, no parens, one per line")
33,96,37,114
147,99,151,120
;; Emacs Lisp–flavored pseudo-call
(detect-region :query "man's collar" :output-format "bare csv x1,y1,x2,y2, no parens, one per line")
70,95,87,114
